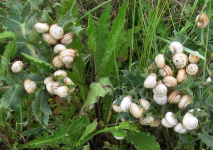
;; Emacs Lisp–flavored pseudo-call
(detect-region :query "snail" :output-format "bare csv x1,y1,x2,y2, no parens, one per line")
65,63,73,69
53,44,66,54
139,99,150,111
54,70,67,78
153,81,168,96
161,118,174,128
130,103,144,118
159,65,173,77
11,60,24,73
46,81,54,94
53,55,65,68
176,69,187,83
189,51,200,64
153,94,167,105
144,73,157,88
155,54,165,68
63,77,75,93
120,95,133,112
165,112,178,126
195,13,209,28
174,123,188,134
34,23,49,33
44,76,54,85
61,32,74,45
114,136,125,140
59,49,77,65
173,53,188,69
169,41,183,54
24,79,37,94
56,86,69,98
186,64,198,76
51,82,61,94
49,24,64,40
168,90,181,104
183,112,199,130
150,119,161,127
178,95,192,110
206,77,212,83
112,100,122,113
163,76,177,87
139,116,154,125
42,33,58,45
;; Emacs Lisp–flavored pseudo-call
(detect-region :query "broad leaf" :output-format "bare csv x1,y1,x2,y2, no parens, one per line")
199,131,213,147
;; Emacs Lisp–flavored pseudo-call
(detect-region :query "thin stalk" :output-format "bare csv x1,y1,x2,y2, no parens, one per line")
4,126,13,147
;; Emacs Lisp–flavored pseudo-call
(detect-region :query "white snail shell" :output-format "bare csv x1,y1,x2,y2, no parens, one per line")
150,119,161,127
53,55,65,68
155,54,165,68
178,95,192,110
165,112,178,126
63,77,75,93
46,81,54,94
163,76,177,87
42,33,58,45
169,41,183,54
65,63,73,69
139,99,150,111
183,112,199,130
114,136,125,140
189,51,200,64
144,73,157,88
173,53,188,69
174,123,188,134
153,82,168,96
140,116,154,125
120,95,133,112
59,49,77,65
206,77,212,83
54,70,67,78
161,118,174,128
61,32,74,45
24,79,37,94
44,76,54,85
112,100,122,113
130,103,144,118
176,69,187,83
53,44,66,54
49,24,64,40
186,64,198,76
153,94,167,105
56,86,69,98
34,23,49,33
51,82,61,94
168,90,181,104
196,13,209,28
159,65,173,77
11,61,24,73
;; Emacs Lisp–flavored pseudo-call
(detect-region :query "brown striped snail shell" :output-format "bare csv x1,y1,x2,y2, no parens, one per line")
53,55,65,68
130,103,144,118
53,44,66,54
155,54,165,68
178,95,192,110
51,82,61,94
169,41,183,54
24,79,37,94
196,13,209,28
44,76,54,85
150,119,161,127
153,81,168,96
189,51,200,64
168,90,181,104
61,32,74,45
139,99,150,111
59,49,77,65
54,70,67,78
153,94,167,105
11,61,24,73
49,24,64,40
139,116,154,125
42,33,58,45
56,86,69,98
144,73,157,88
112,100,122,113
186,64,199,76
173,53,188,69
34,23,49,33
159,65,173,77
163,76,177,87
176,69,187,83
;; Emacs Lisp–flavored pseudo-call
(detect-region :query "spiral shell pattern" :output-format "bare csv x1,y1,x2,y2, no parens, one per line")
174,123,187,134
168,90,181,104
11,61,24,73
196,13,209,28
173,53,188,69
49,24,64,40
130,103,143,118
153,83,168,96
56,86,69,98
186,64,198,76
59,49,77,65
61,32,74,45
34,23,49,33
155,54,165,68
176,69,187,83
139,99,150,111
53,55,64,68
150,119,160,127
169,41,183,54
153,94,167,105
159,65,173,77
44,76,54,85
42,33,58,45
53,44,66,54
140,116,154,125
54,70,67,78
161,118,173,128
112,101,122,113
46,81,54,94
24,79,37,94
183,112,199,130
51,82,61,94
178,95,192,110
120,95,132,112
144,73,157,88
163,76,177,87
165,112,178,126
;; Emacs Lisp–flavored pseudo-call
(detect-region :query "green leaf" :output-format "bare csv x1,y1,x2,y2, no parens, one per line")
103,95,113,125
3,40,17,60
23,127,43,136
82,143,90,150
125,131,160,150
81,77,113,112
42,10,53,24
0,31,16,41
57,7,75,29
110,128,126,137
199,131,213,147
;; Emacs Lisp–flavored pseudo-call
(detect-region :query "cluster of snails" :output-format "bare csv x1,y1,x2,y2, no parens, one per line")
34,23,77,69
44,70,75,98
112,95,161,127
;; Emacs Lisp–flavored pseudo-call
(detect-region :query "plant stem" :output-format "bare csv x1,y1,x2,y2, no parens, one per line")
4,125,13,147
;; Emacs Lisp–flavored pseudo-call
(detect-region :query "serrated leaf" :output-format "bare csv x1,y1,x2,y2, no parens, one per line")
81,77,113,112
110,128,126,137
125,131,160,150
199,131,213,147
42,10,53,24
82,143,90,150
23,127,43,136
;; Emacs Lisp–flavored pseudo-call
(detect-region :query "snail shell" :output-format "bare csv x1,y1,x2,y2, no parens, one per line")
161,118,174,128
196,13,209,28
49,24,64,40
163,76,177,87
173,53,188,69
176,69,187,83
114,136,125,140
44,76,54,85
178,95,192,110
112,100,122,113
34,23,49,33
153,82,168,96
139,99,150,111
153,94,167,105
144,73,157,88
189,51,200,64
56,86,69,98
155,54,165,68
130,103,144,118
169,41,183,54
159,65,173,77
120,95,133,112
51,82,61,94
186,64,198,76
11,61,24,73
165,112,178,126
46,81,54,94
53,44,66,54
183,112,199,130
168,90,181,104
54,70,67,78
65,63,73,69
63,77,75,93
42,33,58,45
53,55,65,68
174,123,188,134
150,119,161,127
206,77,212,83
61,32,74,45
24,79,37,94
59,49,77,65
139,116,154,125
